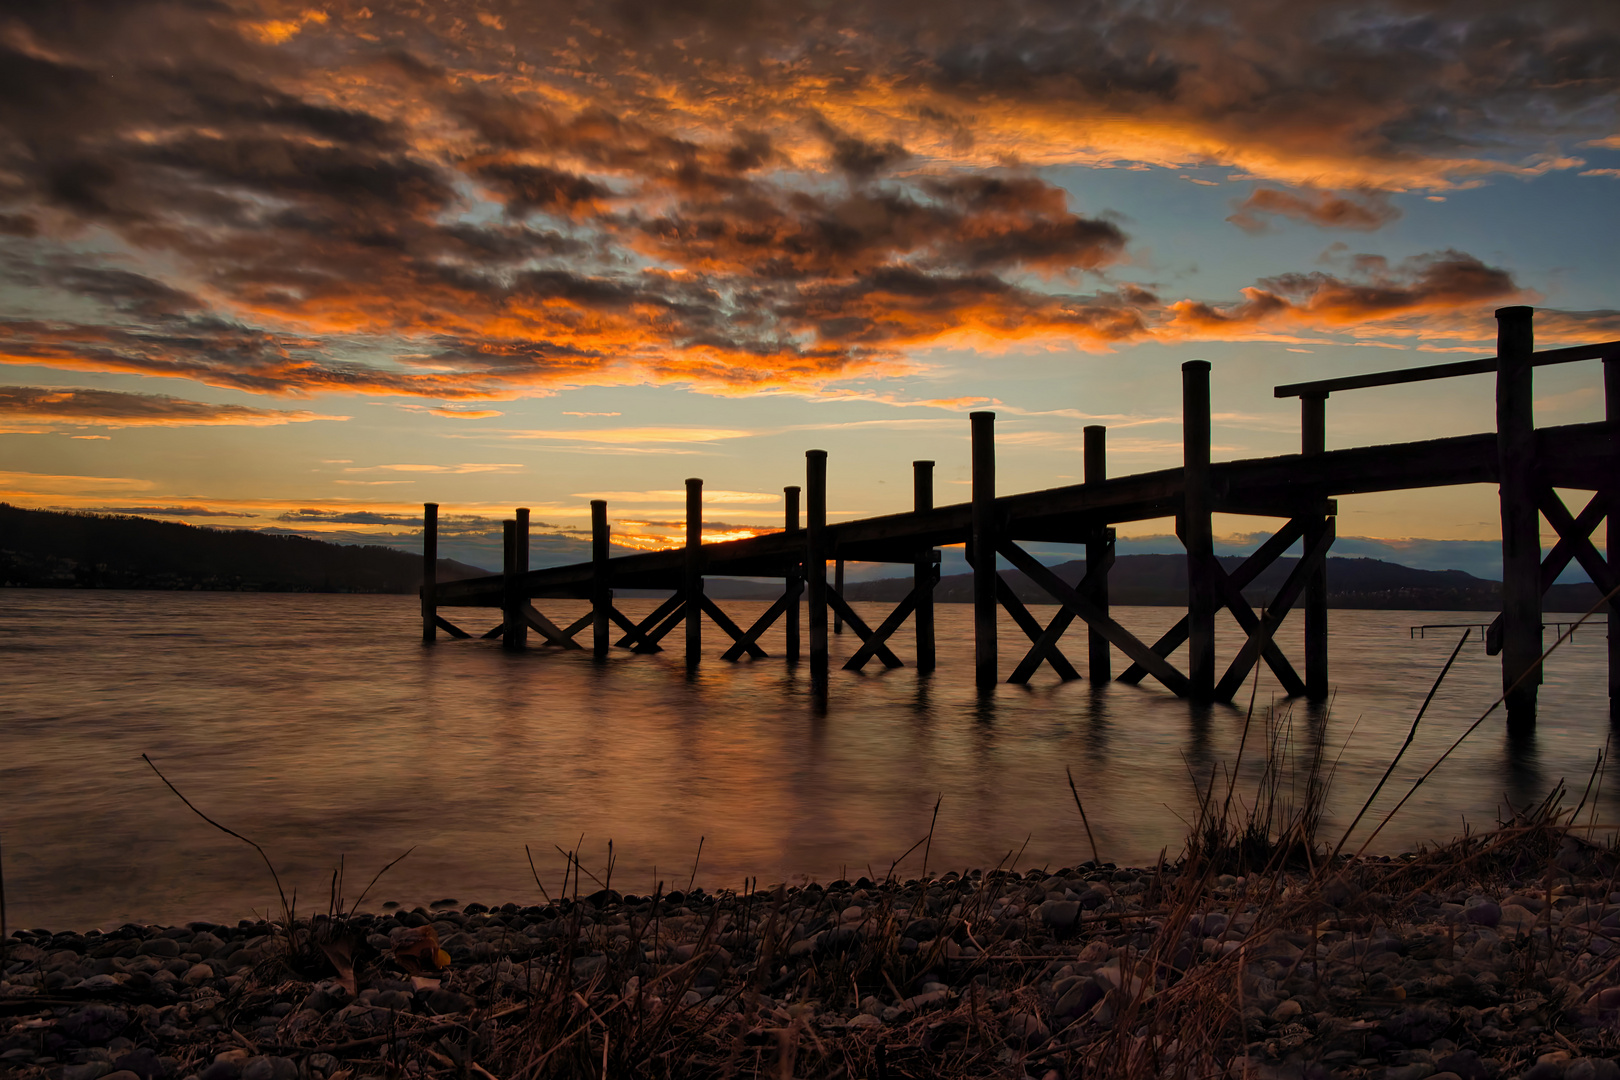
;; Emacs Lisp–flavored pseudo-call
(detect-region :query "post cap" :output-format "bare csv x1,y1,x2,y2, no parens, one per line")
1495,305,1534,321
806,449,827,459
1182,359,1211,372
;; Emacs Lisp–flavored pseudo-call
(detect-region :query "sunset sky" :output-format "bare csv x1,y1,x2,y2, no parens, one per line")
2,0,1617,575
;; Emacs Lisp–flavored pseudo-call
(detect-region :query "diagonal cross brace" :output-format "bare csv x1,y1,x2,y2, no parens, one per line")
701,595,768,658
1487,489,1611,653
433,615,471,639
562,611,593,639
524,603,584,649
1213,518,1335,701
723,590,793,661
607,605,661,652
1539,487,1620,609
826,589,904,669
998,539,1190,696
616,592,684,651
1205,558,1307,697
845,582,927,671
995,575,1081,682
1118,515,1311,685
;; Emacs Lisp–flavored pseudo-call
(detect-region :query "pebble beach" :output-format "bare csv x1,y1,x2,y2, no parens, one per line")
8,818,1620,1080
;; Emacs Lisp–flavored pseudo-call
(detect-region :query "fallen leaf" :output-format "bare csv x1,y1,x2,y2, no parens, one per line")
390,925,450,974
318,937,358,997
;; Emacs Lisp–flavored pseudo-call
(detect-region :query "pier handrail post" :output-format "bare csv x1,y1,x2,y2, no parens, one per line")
686,479,703,668
806,452,829,689
914,460,936,675
1183,361,1216,701
1302,393,1331,700
502,518,523,651
515,508,531,649
971,411,998,691
1082,427,1112,682
591,500,610,658
785,486,801,664
834,560,845,633
1496,305,1540,732
422,502,438,644
1608,353,1619,722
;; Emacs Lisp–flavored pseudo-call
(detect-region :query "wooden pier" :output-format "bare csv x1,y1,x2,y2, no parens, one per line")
423,308,1620,730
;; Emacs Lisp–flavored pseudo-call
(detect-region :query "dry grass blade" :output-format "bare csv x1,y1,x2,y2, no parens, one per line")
1066,766,1102,865
142,752,294,926
1327,627,1470,864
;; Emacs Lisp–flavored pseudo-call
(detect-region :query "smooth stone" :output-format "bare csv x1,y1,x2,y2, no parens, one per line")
1037,900,1081,932
1005,1011,1049,1048
1465,902,1502,927
136,939,180,958
1567,1060,1620,1080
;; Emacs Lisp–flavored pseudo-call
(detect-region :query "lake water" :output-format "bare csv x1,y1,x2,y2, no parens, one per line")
1,589,1614,931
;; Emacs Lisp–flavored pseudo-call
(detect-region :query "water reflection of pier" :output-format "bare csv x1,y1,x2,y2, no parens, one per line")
424,307,1618,732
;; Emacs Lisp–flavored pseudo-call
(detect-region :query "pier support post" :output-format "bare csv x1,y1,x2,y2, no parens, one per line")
1607,354,1619,722
502,517,526,651
1082,427,1112,682
806,451,829,689
1183,361,1216,701
972,411,998,691
422,502,438,644
1302,393,1330,700
834,560,845,634
785,486,801,664
591,500,610,658
686,479,703,668
914,460,936,675
1497,306,1540,732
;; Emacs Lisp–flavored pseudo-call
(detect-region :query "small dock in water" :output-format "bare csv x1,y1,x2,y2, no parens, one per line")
422,307,1620,731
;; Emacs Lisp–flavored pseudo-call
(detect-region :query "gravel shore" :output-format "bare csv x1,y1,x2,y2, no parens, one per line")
7,834,1620,1080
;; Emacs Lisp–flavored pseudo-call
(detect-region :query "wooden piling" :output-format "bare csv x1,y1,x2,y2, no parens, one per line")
833,559,845,633
1302,393,1330,700
1496,306,1540,731
502,518,525,651
806,451,829,688
1082,427,1111,682
591,500,610,658
422,502,438,644
686,478,703,667
914,460,936,675
1183,361,1216,701
785,486,801,664
1607,355,1618,722
971,411,997,691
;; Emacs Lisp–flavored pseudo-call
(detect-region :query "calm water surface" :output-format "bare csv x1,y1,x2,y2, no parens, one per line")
1,589,1614,929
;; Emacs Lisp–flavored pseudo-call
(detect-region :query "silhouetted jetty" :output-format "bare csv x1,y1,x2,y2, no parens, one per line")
423,307,1619,731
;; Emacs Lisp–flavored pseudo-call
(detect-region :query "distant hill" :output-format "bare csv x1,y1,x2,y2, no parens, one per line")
0,503,487,593
2,502,1602,612
835,554,1602,613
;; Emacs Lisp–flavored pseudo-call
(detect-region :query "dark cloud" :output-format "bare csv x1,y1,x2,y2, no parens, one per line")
96,505,257,518
276,509,424,525
1168,250,1524,333
0,0,1612,405
0,385,336,426
1227,188,1402,233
